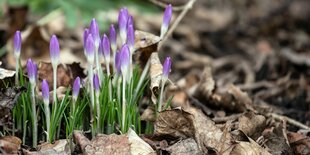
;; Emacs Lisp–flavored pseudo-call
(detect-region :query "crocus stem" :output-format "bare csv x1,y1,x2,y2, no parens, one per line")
22,94,27,144
43,101,50,142
30,84,37,147
52,66,57,106
88,64,95,137
122,75,126,132
133,60,150,102
106,62,112,101
15,57,19,85
95,91,100,133
158,79,166,112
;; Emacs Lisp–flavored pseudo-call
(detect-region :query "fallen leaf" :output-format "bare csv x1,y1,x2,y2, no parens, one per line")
128,128,156,155
165,138,203,155
0,67,15,79
238,111,266,139
149,52,163,105
287,132,310,155
0,136,22,154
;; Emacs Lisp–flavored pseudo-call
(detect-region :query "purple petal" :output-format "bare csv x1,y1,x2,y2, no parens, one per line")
101,34,110,59
83,28,89,48
118,8,129,42
126,24,134,50
42,79,49,101
72,77,80,99
115,51,121,75
120,44,130,71
27,59,37,83
163,4,172,28
93,74,100,92
85,34,95,63
89,18,100,46
162,57,171,78
50,35,60,64
13,31,21,55
127,15,134,27
109,24,117,49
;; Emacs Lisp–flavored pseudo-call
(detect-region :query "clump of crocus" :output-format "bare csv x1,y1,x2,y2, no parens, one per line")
13,31,21,85
85,33,96,137
93,73,101,131
27,59,38,147
118,8,129,44
160,4,172,39
159,57,172,111
50,35,60,104
42,79,50,142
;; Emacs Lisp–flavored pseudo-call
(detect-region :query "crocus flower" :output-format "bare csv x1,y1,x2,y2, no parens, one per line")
27,59,37,84
118,8,129,43
85,34,95,64
72,77,80,100
126,24,135,51
93,74,100,92
127,15,134,27
120,44,130,76
50,35,60,66
115,51,121,75
42,79,49,103
109,24,117,52
13,31,21,58
89,19,100,47
101,34,110,60
83,28,89,48
162,57,171,79
160,4,172,38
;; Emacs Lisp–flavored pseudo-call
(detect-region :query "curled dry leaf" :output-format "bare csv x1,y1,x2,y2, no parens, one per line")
0,136,21,154
164,138,203,155
73,129,155,155
238,111,266,139
0,87,26,127
149,52,163,105
0,67,15,80
133,30,161,67
230,138,271,155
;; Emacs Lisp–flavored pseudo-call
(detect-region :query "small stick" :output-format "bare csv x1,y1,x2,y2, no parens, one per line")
149,0,186,11
269,113,310,130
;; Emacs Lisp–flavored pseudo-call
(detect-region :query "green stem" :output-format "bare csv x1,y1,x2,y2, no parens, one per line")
88,64,95,137
133,60,150,102
53,66,58,107
15,57,19,85
106,61,112,101
31,84,37,147
122,75,126,132
95,91,100,133
158,79,166,112
22,94,27,144
44,101,50,142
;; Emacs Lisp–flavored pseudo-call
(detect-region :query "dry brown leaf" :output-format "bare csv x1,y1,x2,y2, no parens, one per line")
238,111,266,139
149,52,163,105
195,66,215,98
128,128,156,155
35,139,70,155
165,138,203,155
229,138,271,155
0,136,21,154
140,105,156,122
287,132,310,155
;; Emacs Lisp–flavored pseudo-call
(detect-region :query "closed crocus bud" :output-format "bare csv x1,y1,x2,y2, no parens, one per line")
118,8,129,43
162,57,171,79
42,79,49,103
115,51,121,75
13,31,22,58
160,4,172,38
85,34,95,64
83,28,89,48
50,35,60,66
120,44,130,74
127,15,134,27
93,74,100,92
27,59,37,84
126,24,134,51
101,34,110,60
89,19,100,47
109,24,117,52
72,77,80,100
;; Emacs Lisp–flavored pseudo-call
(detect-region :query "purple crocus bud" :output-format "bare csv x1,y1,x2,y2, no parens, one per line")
118,8,129,43
160,4,172,38
85,34,95,64
127,15,134,27
101,34,110,60
120,44,130,74
115,51,121,75
72,77,80,100
42,79,49,103
93,74,100,92
89,19,100,47
83,28,89,48
27,59,37,84
109,24,117,52
162,57,171,79
126,24,134,51
13,31,22,57
50,35,60,66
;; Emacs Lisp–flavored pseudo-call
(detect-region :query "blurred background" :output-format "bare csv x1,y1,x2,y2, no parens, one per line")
0,0,309,127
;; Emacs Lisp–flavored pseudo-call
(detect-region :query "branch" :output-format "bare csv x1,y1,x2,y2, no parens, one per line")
149,0,186,11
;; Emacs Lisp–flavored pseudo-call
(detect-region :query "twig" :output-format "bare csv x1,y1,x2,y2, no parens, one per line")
149,0,186,11
158,0,197,50
269,113,310,130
